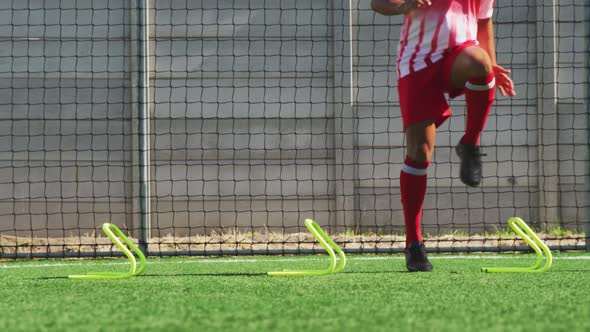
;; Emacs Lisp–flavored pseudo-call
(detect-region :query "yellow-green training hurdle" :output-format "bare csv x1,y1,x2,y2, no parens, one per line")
69,223,146,280
268,219,346,276
482,217,552,273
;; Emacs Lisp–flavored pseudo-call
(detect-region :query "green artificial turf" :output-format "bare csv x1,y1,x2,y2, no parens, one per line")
0,253,589,332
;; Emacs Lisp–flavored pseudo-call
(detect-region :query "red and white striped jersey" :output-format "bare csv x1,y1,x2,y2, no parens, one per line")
397,0,495,78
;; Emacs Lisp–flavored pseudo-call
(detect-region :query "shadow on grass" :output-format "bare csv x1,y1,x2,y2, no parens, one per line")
35,269,418,280
33,270,409,280
32,272,268,279
37,268,589,280
37,276,70,280
38,268,556,280
343,270,408,274
139,272,268,277
135,270,409,278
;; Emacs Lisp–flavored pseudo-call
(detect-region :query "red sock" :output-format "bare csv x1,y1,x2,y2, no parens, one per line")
462,73,495,145
400,156,429,247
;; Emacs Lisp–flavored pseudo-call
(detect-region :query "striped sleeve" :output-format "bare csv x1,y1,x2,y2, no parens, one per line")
478,0,494,19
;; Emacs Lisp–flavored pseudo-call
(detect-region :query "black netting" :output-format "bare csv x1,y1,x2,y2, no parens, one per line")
0,0,588,258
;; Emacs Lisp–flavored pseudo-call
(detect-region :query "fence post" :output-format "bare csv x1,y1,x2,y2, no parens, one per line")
586,3,590,253
137,0,152,255
536,0,560,231
587,38,590,253
332,0,357,233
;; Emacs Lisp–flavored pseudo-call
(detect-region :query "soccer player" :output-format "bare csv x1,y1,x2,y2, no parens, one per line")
371,0,516,271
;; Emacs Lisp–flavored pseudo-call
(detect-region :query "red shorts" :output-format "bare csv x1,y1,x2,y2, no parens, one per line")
397,40,478,129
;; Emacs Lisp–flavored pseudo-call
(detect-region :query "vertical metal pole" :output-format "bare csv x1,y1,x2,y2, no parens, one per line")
587,113,590,251
332,0,356,233
536,0,560,231
587,103,589,252
348,0,354,107
138,0,151,254
586,18,590,253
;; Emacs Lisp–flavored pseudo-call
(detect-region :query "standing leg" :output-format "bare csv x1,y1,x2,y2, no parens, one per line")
450,46,495,186
401,120,436,272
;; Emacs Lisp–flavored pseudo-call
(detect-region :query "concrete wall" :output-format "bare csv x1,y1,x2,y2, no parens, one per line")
0,0,134,238
0,0,587,239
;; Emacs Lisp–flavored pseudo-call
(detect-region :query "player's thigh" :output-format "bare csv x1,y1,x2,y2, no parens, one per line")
398,65,451,131
448,46,493,91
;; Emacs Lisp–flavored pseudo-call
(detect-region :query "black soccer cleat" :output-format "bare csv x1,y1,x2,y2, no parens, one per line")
455,141,485,187
405,242,433,272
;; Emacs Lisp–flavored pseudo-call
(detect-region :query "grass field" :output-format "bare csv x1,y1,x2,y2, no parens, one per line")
1,253,589,332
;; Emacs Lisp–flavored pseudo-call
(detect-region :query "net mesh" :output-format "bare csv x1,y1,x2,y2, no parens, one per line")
0,0,588,258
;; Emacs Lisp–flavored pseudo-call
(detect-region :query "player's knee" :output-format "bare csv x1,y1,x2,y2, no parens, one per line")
409,143,433,163
467,52,493,78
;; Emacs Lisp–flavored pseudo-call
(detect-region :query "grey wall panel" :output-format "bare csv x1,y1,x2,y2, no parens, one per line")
493,0,536,23
150,197,335,236
559,184,589,232
0,0,128,39
355,66,398,105
152,0,331,38
0,161,129,201
0,201,130,237
152,39,331,77
153,77,334,119
0,40,129,79
152,117,335,160
152,159,335,198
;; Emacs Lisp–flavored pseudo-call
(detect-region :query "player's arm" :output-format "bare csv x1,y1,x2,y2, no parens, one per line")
477,18,516,96
371,0,431,16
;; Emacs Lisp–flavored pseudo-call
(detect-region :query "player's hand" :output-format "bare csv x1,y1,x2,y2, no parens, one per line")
397,0,432,14
493,64,516,97
372,0,431,16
